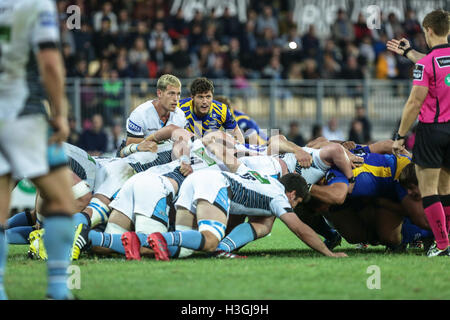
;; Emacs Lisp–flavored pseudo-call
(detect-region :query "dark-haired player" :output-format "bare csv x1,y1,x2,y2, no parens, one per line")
179,77,245,143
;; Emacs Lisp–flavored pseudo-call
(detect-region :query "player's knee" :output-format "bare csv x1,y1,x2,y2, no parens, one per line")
251,222,271,239
198,219,226,252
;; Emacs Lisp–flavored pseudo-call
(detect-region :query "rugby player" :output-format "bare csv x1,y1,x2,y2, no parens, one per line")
179,78,245,143
118,74,189,158
146,158,348,261
392,10,450,257
0,0,77,299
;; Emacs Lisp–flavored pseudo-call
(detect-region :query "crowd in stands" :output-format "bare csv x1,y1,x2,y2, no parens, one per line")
61,0,428,83
60,0,430,155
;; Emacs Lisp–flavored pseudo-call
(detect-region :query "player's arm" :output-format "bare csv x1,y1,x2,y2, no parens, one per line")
386,38,426,64
310,183,348,205
223,107,245,144
393,85,428,156
401,195,430,230
37,47,68,143
266,134,312,168
280,212,347,257
204,140,242,173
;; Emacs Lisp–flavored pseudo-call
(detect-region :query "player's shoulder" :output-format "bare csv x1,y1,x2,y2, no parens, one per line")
212,99,229,112
131,100,156,115
179,97,192,109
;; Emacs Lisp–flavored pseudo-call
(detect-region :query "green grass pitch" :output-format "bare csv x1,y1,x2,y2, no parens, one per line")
4,219,449,300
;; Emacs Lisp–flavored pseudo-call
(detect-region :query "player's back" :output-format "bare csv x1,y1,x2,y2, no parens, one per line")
0,0,58,119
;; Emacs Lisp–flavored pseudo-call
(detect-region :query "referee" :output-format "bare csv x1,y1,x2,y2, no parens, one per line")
392,10,450,257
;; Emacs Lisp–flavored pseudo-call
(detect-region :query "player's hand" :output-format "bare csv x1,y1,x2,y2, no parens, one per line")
399,146,412,158
386,38,410,56
48,115,70,144
341,141,356,150
137,140,158,153
295,149,313,168
180,162,193,176
331,252,348,258
392,139,405,157
349,154,364,168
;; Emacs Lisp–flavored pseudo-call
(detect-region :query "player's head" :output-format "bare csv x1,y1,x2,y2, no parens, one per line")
190,77,214,117
422,10,449,47
279,173,311,208
156,74,182,112
399,163,421,201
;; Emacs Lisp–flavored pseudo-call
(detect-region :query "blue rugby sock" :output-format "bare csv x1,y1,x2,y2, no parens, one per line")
401,218,434,245
88,230,125,255
43,215,74,300
7,210,33,228
0,226,8,300
162,230,204,251
6,226,33,244
73,212,91,228
216,222,256,252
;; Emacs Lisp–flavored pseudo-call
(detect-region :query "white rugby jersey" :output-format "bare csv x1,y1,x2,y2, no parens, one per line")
239,155,282,178
223,165,293,218
0,0,59,119
126,100,186,138
235,143,268,155
278,147,330,185
124,140,174,173
63,143,97,191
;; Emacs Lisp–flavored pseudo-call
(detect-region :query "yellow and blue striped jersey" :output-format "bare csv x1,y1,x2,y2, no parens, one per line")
232,109,268,144
178,98,237,137
326,148,411,201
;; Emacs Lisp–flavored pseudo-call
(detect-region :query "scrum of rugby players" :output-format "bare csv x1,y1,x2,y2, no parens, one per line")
9,75,435,261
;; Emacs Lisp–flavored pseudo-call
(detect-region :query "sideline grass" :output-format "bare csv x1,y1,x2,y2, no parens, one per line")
4,220,449,300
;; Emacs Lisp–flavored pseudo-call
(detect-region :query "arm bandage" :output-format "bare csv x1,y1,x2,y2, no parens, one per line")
121,143,139,157
72,181,92,199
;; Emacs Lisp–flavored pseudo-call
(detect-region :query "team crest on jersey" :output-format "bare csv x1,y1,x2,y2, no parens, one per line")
128,120,142,133
413,64,424,81
39,11,57,27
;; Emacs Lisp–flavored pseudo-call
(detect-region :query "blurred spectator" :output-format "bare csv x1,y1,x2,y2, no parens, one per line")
302,58,320,79
92,17,117,59
323,118,345,141
62,43,77,77
171,37,192,78
359,35,375,66
310,123,323,142
206,56,227,79
226,37,244,67
73,19,94,61
102,70,124,125
256,5,279,37
115,55,134,78
78,114,108,156
301,25,320,59
217,7,241,43
240,20,258,56
353,12,372,45
230,60,253,96
168,8,189,40
403,9,422,39
353,105,372,143
201,23,218,46
286,121,305,146
287,63,303,80
67,116,81,146
385,13,404,40
107,120,127,154
373,31,388,58
262,56,283,79
150,37,170,77
72,58,89,78
188,22,204,54
321,38,343,65
348,120,365,144
340,55,364,79
128,37,150,78
321,54,341,79
375,51,398,79
93,2,118,33
149,21,174,55
117,9,132,34
331,8,355,50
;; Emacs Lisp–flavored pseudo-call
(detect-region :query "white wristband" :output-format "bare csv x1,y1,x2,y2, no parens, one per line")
179,155,190,164
122,143,138,156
